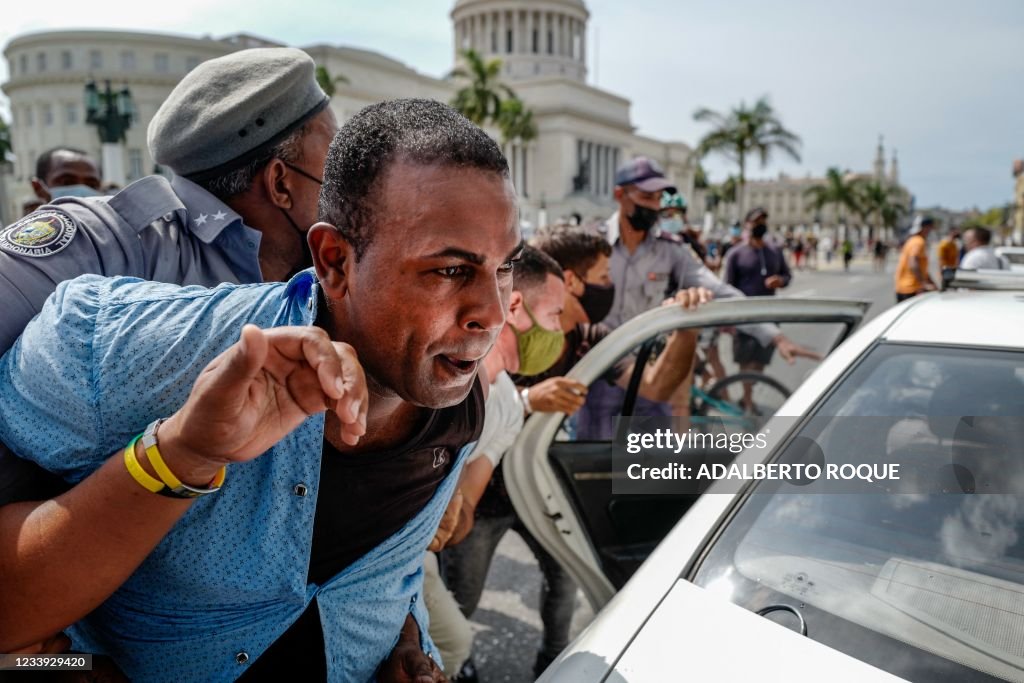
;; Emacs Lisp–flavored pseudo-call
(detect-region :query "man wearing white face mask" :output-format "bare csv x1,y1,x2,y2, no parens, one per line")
30,147,103,202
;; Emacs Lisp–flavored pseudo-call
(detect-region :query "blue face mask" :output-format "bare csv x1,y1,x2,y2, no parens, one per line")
730,226,742,238
660,217,685,234
49,184,101,199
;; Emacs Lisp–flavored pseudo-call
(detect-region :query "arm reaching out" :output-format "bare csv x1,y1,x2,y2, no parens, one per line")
0,324,367,650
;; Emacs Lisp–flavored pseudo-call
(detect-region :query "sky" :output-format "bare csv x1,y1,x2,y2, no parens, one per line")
2,0,1021,210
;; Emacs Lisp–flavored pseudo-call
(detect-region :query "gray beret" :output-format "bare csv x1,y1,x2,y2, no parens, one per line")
148,47,329,180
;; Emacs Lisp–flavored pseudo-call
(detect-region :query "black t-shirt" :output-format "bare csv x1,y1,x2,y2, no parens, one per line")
241,378,485,681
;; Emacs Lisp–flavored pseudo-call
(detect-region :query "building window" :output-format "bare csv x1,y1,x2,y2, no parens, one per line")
185,56,200,72
547,30,554,54
532,29,539,53
42,104,54,126
19,54,28,75
491,31,497,53
154,53,169,73
90,50,103,69
36,52,47,72
120,51,136,71
25,106,34,127
61,50,73,70
128,149,144,181
65,103,78,124
507,29,513,53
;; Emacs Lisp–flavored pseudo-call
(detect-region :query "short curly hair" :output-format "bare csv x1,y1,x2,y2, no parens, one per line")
319,99,509,260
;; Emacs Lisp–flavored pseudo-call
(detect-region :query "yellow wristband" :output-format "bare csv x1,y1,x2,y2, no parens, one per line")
123,434,166,494
142,419,225,497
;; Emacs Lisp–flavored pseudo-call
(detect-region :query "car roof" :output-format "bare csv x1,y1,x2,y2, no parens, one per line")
880,290,1024,349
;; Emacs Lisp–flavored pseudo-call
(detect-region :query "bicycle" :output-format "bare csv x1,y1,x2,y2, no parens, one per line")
688,345,791,432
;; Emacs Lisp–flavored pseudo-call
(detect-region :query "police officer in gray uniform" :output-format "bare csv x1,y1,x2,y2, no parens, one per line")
0,47,336,495
0,47,336,652
600,157,817,363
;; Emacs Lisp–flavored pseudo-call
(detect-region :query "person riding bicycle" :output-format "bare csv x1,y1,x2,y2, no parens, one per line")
720,207,794,411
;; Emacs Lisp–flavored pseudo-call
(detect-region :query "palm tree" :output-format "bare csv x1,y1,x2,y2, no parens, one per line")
804,167,861,228
855,179,906,240
693,96,801,215
315,65,349,99
448,49,516,126
496,97,537,145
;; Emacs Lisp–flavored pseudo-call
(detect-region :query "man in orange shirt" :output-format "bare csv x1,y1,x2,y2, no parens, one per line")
936,225,960,271
895,215,937,302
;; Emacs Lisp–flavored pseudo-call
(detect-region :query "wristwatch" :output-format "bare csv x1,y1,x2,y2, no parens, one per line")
519,387,532,415
142,419,225,498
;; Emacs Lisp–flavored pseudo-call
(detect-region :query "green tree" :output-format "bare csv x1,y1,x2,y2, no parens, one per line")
804,167,861,227
855,179,906,239
496,97,537,145
448,49,516,126
0,117,12,161
693,96,801,215
315,65,349,99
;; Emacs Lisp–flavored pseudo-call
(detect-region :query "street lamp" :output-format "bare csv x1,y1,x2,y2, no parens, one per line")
84,79,134,187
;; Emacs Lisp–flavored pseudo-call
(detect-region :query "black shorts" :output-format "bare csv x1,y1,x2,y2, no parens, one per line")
896,292,917,303
733,331,775,366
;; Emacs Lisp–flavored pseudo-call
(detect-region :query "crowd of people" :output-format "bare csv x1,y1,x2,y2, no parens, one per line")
0,47,824,683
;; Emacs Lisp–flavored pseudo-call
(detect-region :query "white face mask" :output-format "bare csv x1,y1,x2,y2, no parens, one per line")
47,184,101,199
660,217,684,234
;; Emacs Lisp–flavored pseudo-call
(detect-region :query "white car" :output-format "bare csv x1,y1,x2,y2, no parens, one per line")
996,246,1024,271
505,274,1024,682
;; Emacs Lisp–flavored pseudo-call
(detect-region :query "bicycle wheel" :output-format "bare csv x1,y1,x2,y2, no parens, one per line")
695,372,791,428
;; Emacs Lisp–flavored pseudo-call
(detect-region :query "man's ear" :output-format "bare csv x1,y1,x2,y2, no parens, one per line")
262,158,293,210
563,269,584,297
507,290,524,319
613,185,625,202
30,178,50,202
309,223,351,298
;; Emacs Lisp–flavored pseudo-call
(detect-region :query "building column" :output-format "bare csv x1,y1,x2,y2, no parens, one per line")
497,10,506,53
579,17,586,64
528,9,536,54
540,11,548,54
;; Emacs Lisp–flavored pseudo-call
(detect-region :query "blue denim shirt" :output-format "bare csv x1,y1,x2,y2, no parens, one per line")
0,271,469,682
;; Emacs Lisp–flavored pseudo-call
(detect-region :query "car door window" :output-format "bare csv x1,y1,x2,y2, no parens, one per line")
556,321,850,442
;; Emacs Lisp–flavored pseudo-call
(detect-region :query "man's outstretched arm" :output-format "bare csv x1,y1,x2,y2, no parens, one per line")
0,324,367,650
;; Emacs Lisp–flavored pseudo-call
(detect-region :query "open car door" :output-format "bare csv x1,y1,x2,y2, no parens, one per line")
503,297,869,610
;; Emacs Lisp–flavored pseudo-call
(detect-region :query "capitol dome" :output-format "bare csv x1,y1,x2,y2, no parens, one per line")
450,0,590,82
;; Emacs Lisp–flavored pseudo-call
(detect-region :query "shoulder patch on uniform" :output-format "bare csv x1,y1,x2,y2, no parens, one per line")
0,210,78,258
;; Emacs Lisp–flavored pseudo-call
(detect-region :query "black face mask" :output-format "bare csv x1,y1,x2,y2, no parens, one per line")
280,207,315,280
627,204,660,232
279,161,323,280
577,281,615,324
751,223,768,239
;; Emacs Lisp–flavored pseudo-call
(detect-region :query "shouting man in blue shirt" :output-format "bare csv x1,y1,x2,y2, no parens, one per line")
0,98,522,682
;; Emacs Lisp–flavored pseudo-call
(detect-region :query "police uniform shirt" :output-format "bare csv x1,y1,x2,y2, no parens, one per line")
0,173,263,353
0,173,264,504
602,211,779,345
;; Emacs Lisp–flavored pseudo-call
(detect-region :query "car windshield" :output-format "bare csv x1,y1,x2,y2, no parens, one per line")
692,342,1024,682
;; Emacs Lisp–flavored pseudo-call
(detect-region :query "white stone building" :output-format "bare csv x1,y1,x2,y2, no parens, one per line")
696,137,910,238
1,0,698,228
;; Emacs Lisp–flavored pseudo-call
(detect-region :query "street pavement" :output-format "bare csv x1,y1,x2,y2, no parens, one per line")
462,253,898,682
